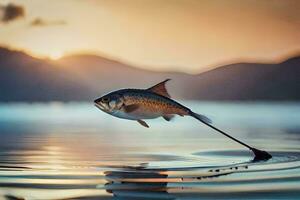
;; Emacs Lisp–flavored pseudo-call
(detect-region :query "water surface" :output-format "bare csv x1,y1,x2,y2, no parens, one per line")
0,102,299,199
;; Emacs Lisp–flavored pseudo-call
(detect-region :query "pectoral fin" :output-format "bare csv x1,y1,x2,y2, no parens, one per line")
137,120,149,128
124,104,139,113
163,114,175,121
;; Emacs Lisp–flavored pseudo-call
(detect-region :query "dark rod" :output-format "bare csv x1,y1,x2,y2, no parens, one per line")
191,112,272,161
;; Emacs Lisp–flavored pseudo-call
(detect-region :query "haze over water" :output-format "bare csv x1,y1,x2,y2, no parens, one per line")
0,102,299,200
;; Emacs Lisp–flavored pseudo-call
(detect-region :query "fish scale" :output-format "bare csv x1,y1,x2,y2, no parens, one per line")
122,90,189,116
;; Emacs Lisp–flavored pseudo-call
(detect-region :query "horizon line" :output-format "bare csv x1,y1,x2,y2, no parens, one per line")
1,44,299,75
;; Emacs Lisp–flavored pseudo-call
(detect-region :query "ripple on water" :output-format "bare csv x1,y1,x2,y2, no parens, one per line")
1,149,300,199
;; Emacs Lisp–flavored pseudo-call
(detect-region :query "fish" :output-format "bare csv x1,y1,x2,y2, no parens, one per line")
94,79,211,128
94,79,273,161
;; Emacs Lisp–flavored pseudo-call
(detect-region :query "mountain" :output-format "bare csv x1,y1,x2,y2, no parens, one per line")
0,46,299,102
183,57,300,100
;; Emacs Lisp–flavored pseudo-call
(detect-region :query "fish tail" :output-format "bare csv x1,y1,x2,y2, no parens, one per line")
189,111,212,124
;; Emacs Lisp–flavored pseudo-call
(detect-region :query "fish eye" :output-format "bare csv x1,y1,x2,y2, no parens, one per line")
102,97,110,103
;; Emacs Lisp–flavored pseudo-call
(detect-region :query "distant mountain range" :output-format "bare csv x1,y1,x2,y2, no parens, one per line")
0,46,299,102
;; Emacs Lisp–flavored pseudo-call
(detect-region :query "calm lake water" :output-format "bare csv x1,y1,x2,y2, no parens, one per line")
0,102,299,200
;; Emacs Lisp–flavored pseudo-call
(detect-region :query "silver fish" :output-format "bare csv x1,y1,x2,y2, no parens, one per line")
94,79,211,128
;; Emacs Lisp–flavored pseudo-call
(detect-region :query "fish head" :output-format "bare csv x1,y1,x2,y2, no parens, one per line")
94,92,124,114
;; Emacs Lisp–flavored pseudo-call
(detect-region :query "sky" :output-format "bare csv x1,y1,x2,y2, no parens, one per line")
0,0,299,73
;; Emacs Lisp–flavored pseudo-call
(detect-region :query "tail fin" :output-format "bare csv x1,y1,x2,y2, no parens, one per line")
190,112,212,124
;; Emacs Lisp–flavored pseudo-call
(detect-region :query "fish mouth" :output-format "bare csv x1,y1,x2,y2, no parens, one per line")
94,103,105,110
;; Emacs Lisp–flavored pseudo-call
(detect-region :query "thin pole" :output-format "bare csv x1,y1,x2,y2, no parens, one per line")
202,120,253,149
191,112,272,161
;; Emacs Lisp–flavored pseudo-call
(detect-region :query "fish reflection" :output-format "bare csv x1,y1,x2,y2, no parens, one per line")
103,165,175,200
102,161,253,200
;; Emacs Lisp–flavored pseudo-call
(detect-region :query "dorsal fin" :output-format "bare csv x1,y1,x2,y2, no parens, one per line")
146,79,171,98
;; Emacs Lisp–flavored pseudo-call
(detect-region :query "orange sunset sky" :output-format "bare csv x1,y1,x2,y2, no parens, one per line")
0,0,299,73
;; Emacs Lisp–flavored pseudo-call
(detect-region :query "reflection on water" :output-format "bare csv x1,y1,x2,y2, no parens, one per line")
104,166,172,200
0,102,299,199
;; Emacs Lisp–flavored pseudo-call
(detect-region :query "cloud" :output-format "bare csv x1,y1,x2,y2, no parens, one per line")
30,18,66,27
0,3,25,23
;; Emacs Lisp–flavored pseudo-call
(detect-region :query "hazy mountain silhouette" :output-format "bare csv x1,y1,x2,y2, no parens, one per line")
0,46,299,102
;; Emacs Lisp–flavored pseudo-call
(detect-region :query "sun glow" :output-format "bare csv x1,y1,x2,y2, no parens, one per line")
49,51,63,60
